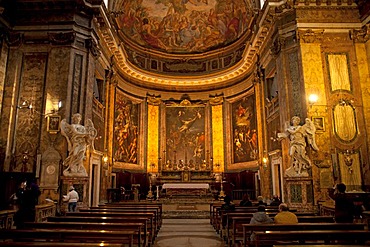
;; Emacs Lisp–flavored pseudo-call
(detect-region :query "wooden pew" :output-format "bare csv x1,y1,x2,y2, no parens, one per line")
90,205,162,230
227,212,318,246
47,215,152,246
66,211,157,240
79,207,161,233
241,223,367,247
23,221,146,247
0,243,126,247
254,229,370,247
0,229,137,247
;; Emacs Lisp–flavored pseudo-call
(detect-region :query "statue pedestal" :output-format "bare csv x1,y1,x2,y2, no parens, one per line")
60,177,89,211
285,177,315,211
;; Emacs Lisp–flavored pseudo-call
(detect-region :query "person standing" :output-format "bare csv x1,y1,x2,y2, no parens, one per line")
274,203,298,224
64,186,79,212
329,183,354,223
14,180,40,228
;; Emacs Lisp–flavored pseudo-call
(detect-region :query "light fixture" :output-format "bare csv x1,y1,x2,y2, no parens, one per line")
58,100,63,109
308,94,318,106
17,99,33,109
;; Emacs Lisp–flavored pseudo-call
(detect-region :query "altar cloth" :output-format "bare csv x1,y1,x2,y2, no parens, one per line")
162,183,209,189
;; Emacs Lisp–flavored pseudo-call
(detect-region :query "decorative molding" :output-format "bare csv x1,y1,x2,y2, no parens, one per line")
298,29,324,43
86,38,101,57
350,24,370,43
48,32,76,45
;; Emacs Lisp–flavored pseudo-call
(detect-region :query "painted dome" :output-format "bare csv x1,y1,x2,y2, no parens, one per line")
113,0,254,54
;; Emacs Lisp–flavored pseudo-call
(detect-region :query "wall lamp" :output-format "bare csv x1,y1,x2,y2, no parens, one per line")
17,99,33,109
308,94,318,106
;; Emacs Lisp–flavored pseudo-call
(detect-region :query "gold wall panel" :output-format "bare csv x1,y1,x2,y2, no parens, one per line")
147,104,159,173
301,44,327,105
212,104,224,172
333,104,357,142
327,54,351,92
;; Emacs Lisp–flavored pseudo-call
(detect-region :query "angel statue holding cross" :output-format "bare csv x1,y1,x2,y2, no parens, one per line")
61,113,97,177
278,116,319,177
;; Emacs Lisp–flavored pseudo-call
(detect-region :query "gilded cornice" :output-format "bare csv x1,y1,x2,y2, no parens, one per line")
209,95,224,106
294,1,359,24
350,24,370,42
147,94,162,106
298,29,324,43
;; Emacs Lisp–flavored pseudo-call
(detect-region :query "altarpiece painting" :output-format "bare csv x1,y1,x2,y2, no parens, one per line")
232,94,258,163
164,100,206,170
113,89,139,164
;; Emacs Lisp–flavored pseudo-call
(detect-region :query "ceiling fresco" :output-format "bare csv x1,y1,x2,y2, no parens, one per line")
114,0,254,54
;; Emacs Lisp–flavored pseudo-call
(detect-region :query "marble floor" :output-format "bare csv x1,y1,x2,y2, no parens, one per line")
152,218,226,247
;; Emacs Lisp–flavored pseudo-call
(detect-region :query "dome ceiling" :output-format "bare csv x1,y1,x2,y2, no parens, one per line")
114,0,254,54
108,0,258,81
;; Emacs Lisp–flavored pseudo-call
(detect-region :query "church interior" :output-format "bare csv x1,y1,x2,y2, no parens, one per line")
1,0,370,246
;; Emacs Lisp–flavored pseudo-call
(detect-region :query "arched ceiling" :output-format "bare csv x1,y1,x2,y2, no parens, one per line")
113,0,255,54
96,0,276,92
99,0,269,91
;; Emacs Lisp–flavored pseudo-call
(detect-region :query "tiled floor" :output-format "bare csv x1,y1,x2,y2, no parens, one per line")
153,219,225,247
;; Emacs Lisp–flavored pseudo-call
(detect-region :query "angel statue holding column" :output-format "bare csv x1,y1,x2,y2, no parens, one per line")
61,113,97,177
278,116,319,177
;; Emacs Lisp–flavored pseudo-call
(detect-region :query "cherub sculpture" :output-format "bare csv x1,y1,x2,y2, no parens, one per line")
278,116,319,177
61,113,97,177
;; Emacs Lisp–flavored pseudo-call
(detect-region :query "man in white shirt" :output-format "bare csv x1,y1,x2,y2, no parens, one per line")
64,186,79,212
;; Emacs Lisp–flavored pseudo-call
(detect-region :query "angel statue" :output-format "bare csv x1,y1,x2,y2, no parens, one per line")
277,116,319,177
61,113,97,177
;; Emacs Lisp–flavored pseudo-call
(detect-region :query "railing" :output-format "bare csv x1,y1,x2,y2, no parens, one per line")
0,209,16,229
232,189,256,201
35,203,56,222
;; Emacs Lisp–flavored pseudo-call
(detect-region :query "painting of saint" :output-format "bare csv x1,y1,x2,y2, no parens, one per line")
114,0,254,54
113,90,139,164
165,105,205,168
232,94,258,163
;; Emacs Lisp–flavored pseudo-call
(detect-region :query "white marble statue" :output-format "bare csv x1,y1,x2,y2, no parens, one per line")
61,113,97,177
278,116,319,177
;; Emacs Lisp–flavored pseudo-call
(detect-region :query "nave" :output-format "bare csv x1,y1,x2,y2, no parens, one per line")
153,219,225,247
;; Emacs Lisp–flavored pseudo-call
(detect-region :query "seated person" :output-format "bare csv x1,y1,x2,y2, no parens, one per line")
269,195,281,206
249,205,273,241
255,195,267,206
239,193,252,207
221,195,235,211
274,203,298,224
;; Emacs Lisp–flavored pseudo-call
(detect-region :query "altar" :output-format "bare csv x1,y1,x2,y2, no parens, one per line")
162,183,210,197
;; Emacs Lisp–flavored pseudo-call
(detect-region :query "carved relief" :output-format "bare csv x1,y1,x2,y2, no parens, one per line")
298,29,324,43
48,32,76,45
40,146,61,189
350,24,370,43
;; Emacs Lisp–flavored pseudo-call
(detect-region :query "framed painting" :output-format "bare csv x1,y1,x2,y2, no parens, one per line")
47,115,61,134
312,116,325,132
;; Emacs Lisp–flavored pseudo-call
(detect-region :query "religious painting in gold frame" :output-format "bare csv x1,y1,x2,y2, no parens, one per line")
113,89,140,164
46,115,61,134
312,116,325,132
231,93,258,163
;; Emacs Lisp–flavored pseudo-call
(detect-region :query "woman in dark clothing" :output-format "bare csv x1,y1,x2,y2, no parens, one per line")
239,193,252,206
